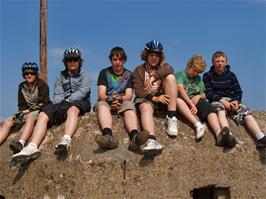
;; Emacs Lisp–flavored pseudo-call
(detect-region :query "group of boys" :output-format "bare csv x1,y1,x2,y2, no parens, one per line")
0,40,265,164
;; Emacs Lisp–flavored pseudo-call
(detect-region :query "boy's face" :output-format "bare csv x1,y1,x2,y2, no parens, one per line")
187,66,200,78
212,56,227,74
147,52,160,67
111,55,124,71
66,58,80,73
23,69,37,83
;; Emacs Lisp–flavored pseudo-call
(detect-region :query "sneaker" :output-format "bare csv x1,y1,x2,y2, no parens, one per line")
216,127,229,147
12,145,41,163
165,115,178,137
195,125,206,140
55,137,71,155
95,134,119,149
256,136,266,148
9,141,23,154
128,130,150,151
225,132,237,148
143,139,164,152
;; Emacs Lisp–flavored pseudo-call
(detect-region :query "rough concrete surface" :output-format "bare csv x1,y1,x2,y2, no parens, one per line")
0,111,265,199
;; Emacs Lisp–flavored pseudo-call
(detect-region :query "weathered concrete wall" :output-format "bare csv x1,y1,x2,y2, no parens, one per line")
0,112,265,199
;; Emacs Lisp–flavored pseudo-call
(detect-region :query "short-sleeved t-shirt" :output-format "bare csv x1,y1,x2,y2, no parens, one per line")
97,66,132,96
175,70,205,99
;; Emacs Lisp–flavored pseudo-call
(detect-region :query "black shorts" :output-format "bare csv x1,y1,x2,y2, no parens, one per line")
196,98,215,120
42,100,91,125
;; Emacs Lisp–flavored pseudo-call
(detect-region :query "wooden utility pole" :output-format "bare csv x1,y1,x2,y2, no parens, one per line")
40,0,48,83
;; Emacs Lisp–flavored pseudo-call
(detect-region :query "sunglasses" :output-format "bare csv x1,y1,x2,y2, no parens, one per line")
23,72,37,77
65,57,80,62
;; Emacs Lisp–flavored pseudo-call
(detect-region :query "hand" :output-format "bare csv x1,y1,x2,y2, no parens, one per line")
145,76,155,94
111,100,122,111
152,95,170,104
191,95,202,105
189,102,198,115
230,101,239,111
219,98,231,110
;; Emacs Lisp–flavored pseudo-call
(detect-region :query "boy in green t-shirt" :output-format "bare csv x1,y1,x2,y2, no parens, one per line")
175,55,236,148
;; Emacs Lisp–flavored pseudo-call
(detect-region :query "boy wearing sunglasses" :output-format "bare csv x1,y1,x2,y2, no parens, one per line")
0,62,49,154
12,48,91,162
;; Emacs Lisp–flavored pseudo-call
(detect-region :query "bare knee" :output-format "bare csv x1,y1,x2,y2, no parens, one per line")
37,112,49,122
67,106,80,116
139,103,153,115
163,74,176,84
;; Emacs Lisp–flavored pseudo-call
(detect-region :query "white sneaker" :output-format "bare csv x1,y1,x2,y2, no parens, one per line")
12,144,41,163
143,139,164,152
55,137,71,152
165,115,178,137
195,125,206,140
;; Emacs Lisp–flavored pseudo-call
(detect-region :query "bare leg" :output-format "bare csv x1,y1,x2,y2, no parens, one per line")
163,74,177,111
97,104,112,130
19,114,35,143
64,106,80,137
139,103,155,136
244,115,262,136
207,112,221,134
217,110,229,128
0,117,14,145
176,98,198,125
30,112,49,146
124,109,138,132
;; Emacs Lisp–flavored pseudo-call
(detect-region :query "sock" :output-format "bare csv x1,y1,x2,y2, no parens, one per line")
63,134,71,141
167,111,176,118
149,135,156,140
19,139,26,147
129,129,139,140
102,128,112,136
28,143,38,149
255,132,265,140
194,122,202,129
215,131,221,139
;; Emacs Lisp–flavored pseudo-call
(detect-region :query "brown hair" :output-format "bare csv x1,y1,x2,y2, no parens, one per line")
109,47,127,62
212,50,228,63
140,49,165,66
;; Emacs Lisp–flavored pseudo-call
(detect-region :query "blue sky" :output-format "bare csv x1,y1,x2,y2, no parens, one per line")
1,0,265,120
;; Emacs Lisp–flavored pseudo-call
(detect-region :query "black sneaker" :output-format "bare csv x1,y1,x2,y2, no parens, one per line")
256,136,266,149
128,130,150,151
9,141,23,154
216,127,228,147
95,134,119,149
225,133,237,148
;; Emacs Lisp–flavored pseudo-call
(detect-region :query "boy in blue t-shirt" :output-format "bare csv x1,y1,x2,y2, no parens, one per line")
94,47,149,151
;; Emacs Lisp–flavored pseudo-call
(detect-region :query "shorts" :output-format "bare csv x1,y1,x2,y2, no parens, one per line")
10,110,40,132
211,98,252,125
94,100,136,115
134,97,168,112
195,98,215,120
42,100,91,125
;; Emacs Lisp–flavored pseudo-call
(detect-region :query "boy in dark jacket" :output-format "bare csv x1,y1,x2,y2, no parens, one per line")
203,50,266,148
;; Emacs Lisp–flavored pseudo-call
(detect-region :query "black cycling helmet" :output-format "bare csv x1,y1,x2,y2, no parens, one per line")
21,62,39,72
63,48,81,60
145,40,163,53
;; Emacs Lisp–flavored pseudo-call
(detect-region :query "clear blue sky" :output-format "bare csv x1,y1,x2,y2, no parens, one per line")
1,0,265,120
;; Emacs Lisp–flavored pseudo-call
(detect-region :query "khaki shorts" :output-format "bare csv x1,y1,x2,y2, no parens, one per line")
94,100,136,115
135,98,167,112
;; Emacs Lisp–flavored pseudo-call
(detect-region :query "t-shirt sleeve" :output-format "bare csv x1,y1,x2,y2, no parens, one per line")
199,78,206,94
175,71,185,84
97,69,108,87
125,73,133,89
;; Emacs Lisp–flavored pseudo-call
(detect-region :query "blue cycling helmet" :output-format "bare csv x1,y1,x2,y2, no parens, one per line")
63,48,81,60
21,62,39,72
145,40,163,53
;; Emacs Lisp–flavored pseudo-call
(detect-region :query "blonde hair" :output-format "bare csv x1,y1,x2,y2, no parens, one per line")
186,55,206,73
